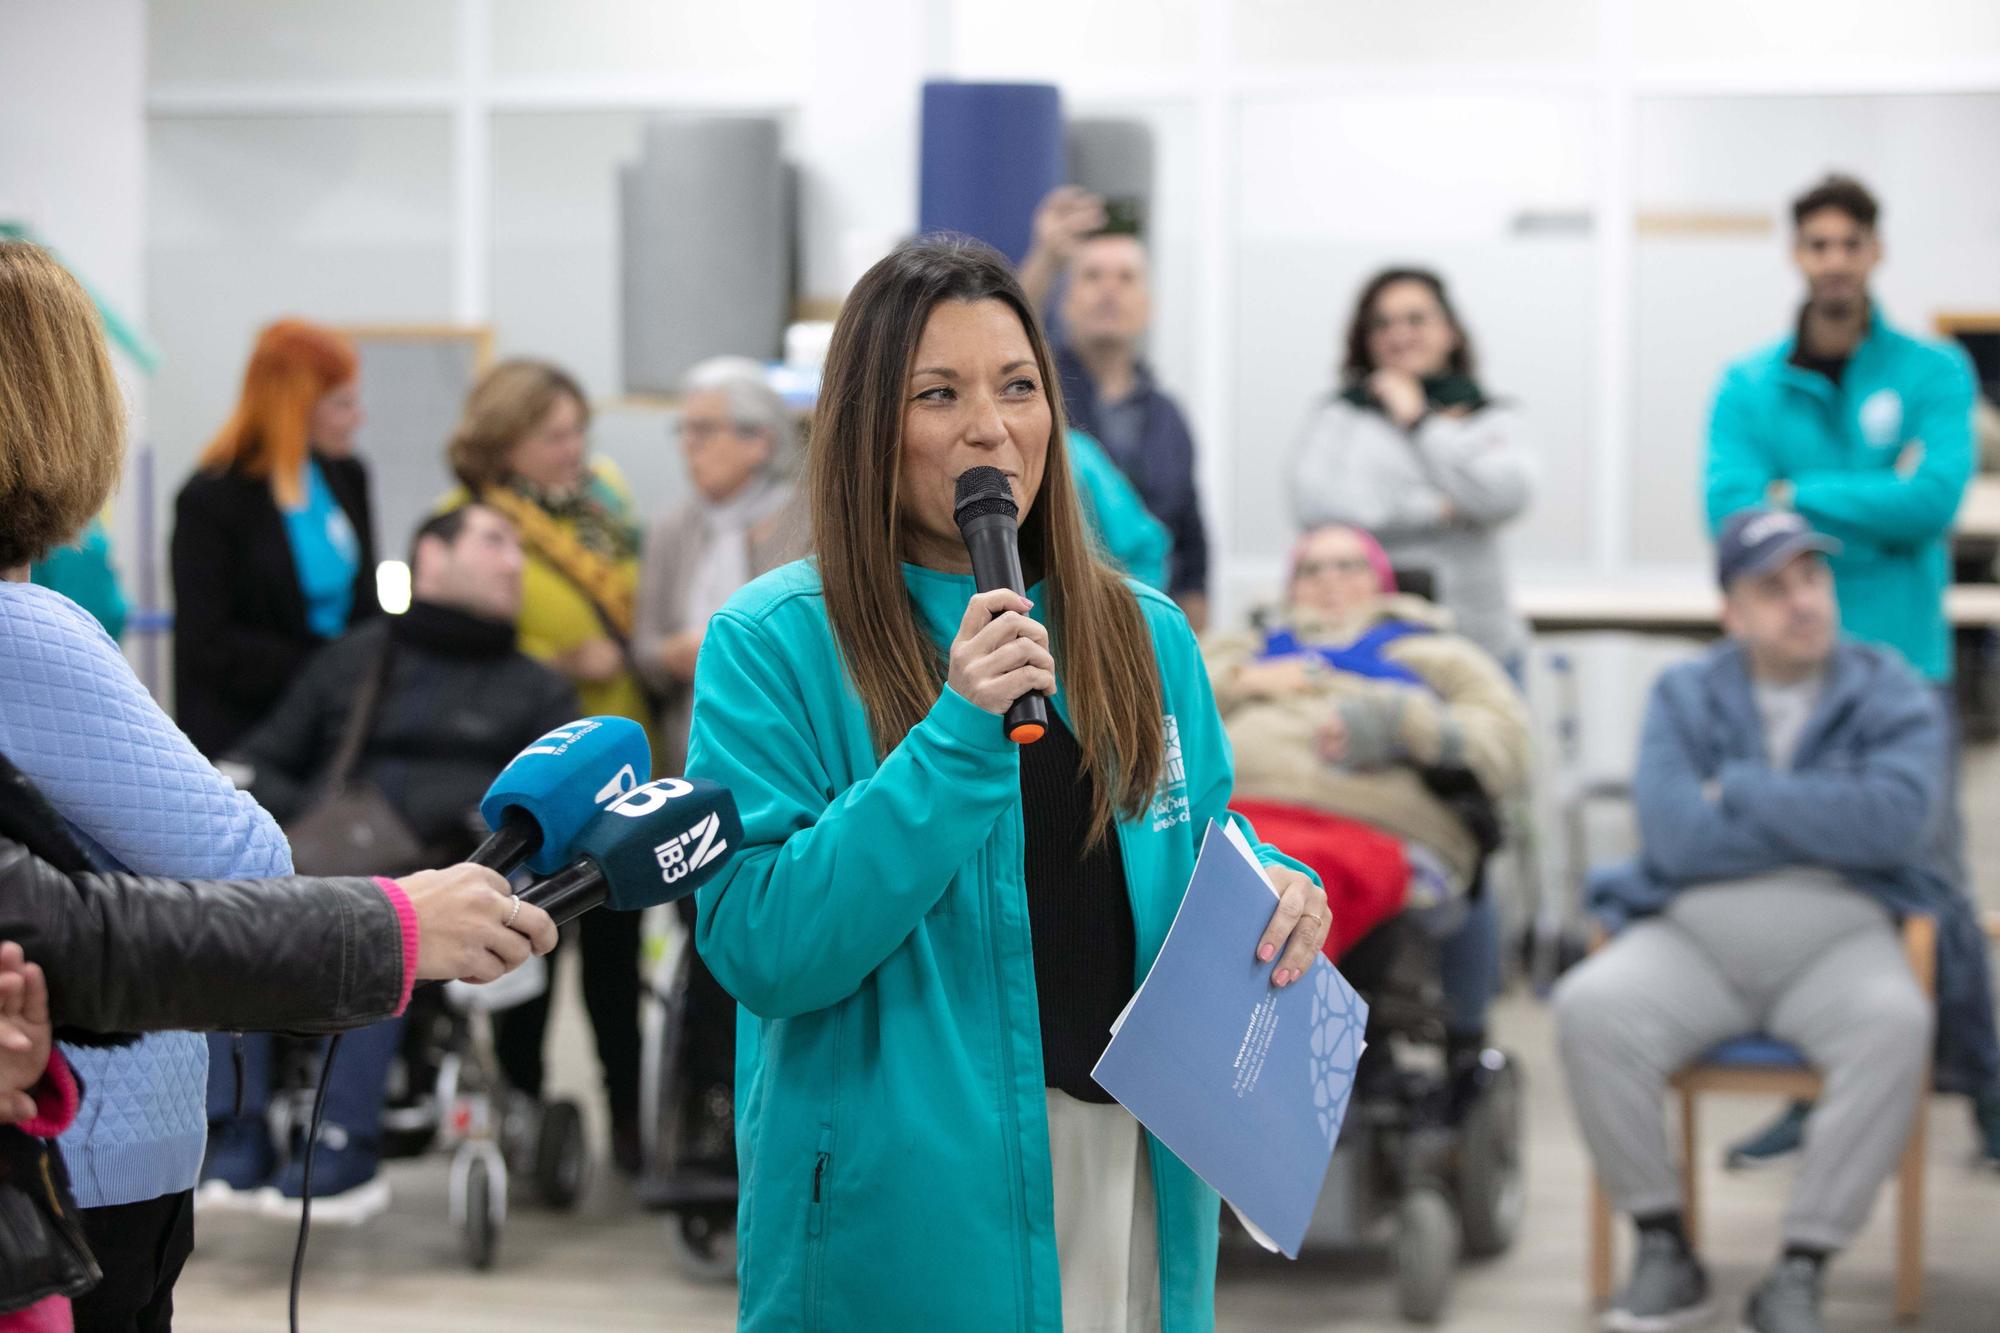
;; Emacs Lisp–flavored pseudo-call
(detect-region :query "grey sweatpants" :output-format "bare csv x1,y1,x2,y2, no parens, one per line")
1555,877,1932,1251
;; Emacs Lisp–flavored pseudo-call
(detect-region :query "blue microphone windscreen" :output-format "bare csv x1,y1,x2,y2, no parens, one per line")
568,778,743,912
478,717,653,875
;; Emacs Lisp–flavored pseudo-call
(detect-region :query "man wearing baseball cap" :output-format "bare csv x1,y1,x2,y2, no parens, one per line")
1555,508,1948,1333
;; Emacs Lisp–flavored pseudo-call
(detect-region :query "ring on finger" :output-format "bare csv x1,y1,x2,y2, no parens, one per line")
505,895,523,929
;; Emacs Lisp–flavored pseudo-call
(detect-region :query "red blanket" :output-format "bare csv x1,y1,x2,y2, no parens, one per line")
1230,799,1409,961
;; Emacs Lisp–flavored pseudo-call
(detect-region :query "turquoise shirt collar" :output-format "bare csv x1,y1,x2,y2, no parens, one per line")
900,562,1065,715
901,562,1050,641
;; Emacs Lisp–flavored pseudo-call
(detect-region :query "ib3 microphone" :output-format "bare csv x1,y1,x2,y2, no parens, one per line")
518,777,742,928
953,465,1050,745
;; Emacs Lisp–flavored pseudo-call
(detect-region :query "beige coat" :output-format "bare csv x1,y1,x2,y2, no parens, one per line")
1203,595,1531,887
634,492,808,774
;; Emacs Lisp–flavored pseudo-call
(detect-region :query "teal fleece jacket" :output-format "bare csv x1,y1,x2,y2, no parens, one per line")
687,559,1314,1331
1705,307,1976,681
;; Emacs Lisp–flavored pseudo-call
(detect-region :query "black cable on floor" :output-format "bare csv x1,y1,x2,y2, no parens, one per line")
289,1033,341,1333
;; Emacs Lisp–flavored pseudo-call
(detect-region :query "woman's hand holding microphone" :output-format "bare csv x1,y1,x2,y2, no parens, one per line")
949,592,1331,988
394,865,558,983
949,590,1055,716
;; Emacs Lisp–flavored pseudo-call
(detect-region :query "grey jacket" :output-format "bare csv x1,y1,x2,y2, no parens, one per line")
1290,398,1533,666
634,491,808,774
1590,637,1998,1092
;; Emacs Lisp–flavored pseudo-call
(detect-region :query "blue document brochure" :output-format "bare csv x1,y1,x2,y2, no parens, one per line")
1092,818,1369,1259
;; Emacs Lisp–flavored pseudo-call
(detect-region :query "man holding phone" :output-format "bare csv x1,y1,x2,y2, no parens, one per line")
1020,186,1211,630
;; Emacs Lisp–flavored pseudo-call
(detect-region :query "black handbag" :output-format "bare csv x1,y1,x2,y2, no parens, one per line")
282,637,428,878
0,1130,100,1314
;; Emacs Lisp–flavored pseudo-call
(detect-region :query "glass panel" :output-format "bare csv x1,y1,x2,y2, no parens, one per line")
149,0,457,86
490,111,649,403
148,115,456,533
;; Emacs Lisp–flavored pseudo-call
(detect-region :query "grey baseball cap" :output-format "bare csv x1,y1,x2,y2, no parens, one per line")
1716,507,1841,589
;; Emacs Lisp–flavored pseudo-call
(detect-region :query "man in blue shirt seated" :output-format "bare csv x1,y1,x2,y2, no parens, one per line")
1555,509,1990,1333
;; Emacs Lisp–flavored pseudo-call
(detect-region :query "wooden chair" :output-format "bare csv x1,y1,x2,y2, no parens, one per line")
1587,916,1936,1323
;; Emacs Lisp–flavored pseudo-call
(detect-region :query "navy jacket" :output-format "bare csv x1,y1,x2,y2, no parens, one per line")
1055,343,1208,598
1590,637,1998,1092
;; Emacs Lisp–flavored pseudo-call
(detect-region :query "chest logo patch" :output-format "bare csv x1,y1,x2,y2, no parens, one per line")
1858,388,1903,449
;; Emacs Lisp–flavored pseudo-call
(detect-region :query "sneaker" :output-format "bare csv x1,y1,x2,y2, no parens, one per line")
1973,1083,2000,1172
199,1115,275,1194
1740,1257,1825,1333
271,1124,391,1225
1724,1100,1812,1172
1603,1229,1716,1332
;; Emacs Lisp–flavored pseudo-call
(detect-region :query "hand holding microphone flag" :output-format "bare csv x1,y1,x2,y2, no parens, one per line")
464,714,739,927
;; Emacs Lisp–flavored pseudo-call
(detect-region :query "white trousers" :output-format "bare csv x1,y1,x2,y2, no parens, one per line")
1045,1090,1162,1332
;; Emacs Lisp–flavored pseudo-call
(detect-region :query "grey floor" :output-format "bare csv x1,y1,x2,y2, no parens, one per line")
177,751,2000,1331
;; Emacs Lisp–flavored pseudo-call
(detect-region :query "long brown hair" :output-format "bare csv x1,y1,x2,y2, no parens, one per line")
200,319,358,507
813,237,1165,845
0,241,126,567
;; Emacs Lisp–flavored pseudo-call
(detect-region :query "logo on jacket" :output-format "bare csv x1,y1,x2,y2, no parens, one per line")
1859,389,1903,449
1149,714,1190,832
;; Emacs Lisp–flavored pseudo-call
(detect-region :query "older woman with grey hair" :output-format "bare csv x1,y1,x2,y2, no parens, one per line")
636,357,808,773
634,358,805,1204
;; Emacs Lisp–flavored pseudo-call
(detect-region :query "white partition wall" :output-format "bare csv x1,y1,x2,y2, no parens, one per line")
143,0,2000,630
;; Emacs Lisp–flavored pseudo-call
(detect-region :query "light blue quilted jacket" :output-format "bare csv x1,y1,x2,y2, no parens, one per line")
0,582,293,1208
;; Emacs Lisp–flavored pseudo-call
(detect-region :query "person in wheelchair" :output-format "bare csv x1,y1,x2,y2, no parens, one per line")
1203,521,1531,1056
1554,509,1983,1333
209,503,578,1215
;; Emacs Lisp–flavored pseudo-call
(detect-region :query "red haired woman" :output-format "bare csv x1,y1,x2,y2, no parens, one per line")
171,320,380,757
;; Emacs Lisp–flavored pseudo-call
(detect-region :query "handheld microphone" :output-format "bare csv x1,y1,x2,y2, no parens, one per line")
518,778,742,928
953,465,1049,746
470,717,653,876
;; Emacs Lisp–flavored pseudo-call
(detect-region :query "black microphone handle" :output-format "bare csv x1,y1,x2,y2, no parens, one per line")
468,809,541,877
518,859,609,929
959,513,1051,744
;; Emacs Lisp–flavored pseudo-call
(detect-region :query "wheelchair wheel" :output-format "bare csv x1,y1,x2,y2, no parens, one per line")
664,1207,737,1284
1457,1056,1525,1258
535,1097,590,1210
464,1154,499,1271
1394,1187,1458,1324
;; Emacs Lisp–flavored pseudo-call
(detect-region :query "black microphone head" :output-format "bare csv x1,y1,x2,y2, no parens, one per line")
953,466,1018,530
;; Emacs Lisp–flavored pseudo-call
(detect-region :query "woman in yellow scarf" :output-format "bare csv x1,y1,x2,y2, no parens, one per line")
443,358,649,1172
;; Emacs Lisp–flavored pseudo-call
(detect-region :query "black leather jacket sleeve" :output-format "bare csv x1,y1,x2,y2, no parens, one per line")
0,838,407,1036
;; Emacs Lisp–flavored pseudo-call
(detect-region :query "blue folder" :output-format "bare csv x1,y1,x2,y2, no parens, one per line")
1092,820,1368,1258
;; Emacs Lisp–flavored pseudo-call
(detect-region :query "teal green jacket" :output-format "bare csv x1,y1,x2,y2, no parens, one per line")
1704,308,1976,681
30,518,129,643
687,560,1314,1332
1069,429,1173,592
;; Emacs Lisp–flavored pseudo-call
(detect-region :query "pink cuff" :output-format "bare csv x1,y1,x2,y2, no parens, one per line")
375,877,421,1016
0,1293,73,1332
20,1051,79,1139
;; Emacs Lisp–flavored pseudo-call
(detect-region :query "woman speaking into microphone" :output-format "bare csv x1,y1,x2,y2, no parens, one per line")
686,237,1327,1332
